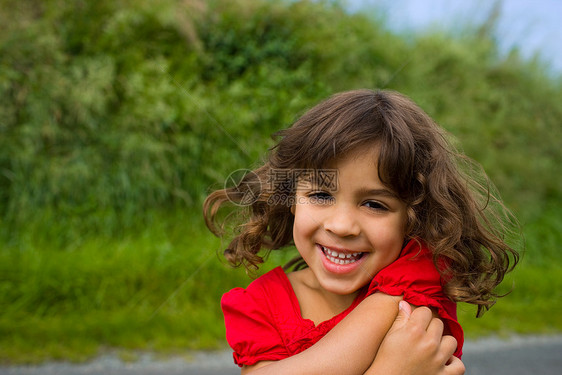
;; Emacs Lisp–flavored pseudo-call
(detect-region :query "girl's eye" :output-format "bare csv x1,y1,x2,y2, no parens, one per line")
307,191,334,202
363,201,388,211
308,191,331,198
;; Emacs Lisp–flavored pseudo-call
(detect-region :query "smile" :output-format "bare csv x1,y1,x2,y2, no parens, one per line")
320,245,364,265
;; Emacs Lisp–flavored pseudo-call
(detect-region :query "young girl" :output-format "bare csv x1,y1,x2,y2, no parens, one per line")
204,89,518,374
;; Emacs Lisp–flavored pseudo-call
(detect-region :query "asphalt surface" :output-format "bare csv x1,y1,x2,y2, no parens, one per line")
2,335,561,375
461,335,562,375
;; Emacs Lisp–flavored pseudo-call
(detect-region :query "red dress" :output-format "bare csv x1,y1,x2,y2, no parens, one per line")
221,240,464,367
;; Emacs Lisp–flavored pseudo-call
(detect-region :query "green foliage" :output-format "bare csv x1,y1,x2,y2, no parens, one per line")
0,0,561,363
1,0,560,230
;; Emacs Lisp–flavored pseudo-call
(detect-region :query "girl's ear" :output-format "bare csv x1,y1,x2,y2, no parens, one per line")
290,204,295,215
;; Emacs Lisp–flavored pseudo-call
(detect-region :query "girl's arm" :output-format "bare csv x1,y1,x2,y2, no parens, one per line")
242,292,404,375
242,294,463,375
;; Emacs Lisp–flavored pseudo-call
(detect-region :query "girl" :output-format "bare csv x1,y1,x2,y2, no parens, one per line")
204,90,518,374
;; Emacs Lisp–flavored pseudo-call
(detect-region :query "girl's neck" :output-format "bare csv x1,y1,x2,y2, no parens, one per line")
288,268,361,325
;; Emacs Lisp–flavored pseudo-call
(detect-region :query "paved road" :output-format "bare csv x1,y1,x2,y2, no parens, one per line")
2,335,561,375
462,335,562,375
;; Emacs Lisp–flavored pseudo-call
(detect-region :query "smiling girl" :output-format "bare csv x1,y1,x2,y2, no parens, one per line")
204,90,518,374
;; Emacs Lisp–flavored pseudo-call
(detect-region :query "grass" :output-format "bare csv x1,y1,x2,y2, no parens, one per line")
0,208,297,364
459,264,562,337
0,206,560,364
0,209,233,364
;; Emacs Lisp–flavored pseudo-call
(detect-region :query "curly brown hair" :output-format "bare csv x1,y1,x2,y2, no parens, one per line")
204,89,520,317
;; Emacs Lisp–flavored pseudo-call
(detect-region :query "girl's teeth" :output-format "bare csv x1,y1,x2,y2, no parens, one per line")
321,246,362,264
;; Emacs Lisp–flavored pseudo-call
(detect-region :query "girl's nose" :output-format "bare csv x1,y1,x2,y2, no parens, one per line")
323,203,360,237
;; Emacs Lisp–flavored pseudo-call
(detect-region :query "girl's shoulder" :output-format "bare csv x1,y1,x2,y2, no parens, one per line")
225,266,292,295
220,267,302,365
368,239,464,358
221,266,300,317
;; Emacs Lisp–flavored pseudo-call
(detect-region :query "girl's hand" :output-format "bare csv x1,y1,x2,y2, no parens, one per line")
366,301,465,375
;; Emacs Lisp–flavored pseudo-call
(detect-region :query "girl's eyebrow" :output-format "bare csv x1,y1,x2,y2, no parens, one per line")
356,188,398,198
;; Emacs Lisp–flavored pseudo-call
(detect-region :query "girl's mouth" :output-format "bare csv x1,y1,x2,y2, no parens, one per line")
320,245,364,265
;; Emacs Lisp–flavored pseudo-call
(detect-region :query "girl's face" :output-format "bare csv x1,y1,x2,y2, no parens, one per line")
292,145,408,297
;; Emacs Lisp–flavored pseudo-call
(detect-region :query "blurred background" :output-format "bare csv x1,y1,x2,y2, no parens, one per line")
0,0,560,364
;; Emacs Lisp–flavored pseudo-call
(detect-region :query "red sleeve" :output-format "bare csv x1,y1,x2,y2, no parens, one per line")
367,240,464,358
221,270,289,366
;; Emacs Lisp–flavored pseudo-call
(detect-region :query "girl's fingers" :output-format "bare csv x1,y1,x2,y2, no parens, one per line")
406,306,433,330
398,300,412,318
426,314,445,338
443,355,466,375
439,335,458,358
437,335,458,367
401,304,463,374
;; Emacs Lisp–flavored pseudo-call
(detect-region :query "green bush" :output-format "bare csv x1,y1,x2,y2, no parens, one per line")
1,0,560,230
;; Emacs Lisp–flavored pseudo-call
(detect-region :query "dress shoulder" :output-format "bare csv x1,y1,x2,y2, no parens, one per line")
221,267,293,366
367,240,464,358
